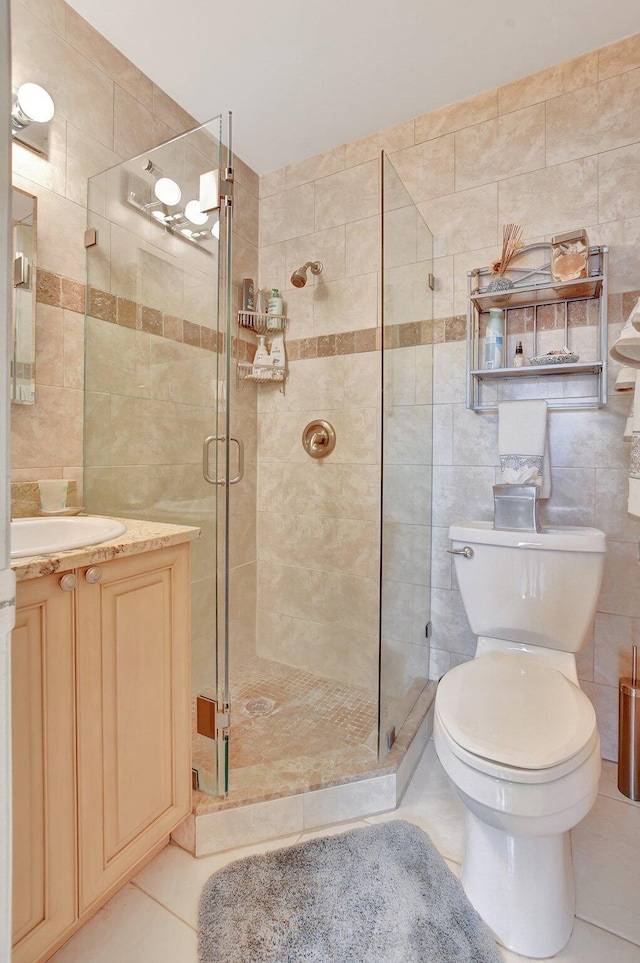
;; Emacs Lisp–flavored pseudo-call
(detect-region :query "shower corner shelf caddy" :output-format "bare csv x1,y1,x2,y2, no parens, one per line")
466,243,609,412
235,310,289,394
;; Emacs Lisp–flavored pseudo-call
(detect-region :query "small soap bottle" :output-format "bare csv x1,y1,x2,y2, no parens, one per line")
513,341,525,367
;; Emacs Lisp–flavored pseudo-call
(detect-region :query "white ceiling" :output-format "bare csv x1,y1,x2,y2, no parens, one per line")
66,0,639,174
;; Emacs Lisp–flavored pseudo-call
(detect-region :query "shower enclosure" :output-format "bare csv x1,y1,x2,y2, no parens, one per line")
84,117,434,806
379,153,434,756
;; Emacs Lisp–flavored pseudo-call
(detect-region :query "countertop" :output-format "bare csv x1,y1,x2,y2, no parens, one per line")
12,516,201,581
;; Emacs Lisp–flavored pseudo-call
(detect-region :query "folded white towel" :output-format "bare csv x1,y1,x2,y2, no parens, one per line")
630,296,640,332
498,399,551,499
629,373,640,518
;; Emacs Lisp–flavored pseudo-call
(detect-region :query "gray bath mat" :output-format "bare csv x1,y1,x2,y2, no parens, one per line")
198,820,502,963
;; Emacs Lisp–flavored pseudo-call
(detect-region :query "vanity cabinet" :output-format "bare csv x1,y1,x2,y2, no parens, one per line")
11,543,191,963
76,547,191,914
12,575,77,963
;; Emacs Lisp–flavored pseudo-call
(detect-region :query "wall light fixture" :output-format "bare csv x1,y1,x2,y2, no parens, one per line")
126,162,221,253
11,83,55,156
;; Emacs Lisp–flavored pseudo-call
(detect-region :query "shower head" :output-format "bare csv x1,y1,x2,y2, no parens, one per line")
290,260,323,288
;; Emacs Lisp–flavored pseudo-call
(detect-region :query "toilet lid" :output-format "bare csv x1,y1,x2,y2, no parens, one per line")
436,653,596,769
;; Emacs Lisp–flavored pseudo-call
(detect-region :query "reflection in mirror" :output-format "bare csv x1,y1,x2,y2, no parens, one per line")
12,187,36,405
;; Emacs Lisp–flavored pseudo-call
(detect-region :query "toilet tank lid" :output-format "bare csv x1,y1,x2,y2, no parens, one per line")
436,653,597,769
449,521,606,553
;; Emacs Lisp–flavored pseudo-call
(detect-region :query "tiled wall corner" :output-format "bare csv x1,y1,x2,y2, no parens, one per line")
257,31,640,761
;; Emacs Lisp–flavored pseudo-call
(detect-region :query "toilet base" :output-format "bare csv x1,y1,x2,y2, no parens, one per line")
461,812,575,959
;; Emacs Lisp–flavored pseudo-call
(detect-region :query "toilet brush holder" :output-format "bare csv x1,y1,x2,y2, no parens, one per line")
618,644,640,800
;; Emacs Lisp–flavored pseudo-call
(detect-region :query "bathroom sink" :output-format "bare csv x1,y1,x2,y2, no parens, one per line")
11,516,127,558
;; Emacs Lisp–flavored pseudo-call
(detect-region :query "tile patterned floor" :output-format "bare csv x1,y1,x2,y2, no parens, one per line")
50,739,640,963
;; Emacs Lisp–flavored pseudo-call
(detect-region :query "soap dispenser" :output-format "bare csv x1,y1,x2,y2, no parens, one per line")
253,336,271,381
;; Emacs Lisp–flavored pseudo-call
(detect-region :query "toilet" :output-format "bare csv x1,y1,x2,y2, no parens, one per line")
434,520,606,959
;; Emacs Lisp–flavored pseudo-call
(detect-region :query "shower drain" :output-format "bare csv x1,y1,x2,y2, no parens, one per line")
242,697,276,717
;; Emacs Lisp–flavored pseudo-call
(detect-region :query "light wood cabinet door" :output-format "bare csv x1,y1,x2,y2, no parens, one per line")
12,574,77,963
76,545,191,913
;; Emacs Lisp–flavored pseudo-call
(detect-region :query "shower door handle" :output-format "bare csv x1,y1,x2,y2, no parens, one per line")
203,435,221,484
228,436,244,485
203,435,245,486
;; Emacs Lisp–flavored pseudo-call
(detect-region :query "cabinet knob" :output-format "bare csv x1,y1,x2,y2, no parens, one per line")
59,573,77,592
85,566,103,584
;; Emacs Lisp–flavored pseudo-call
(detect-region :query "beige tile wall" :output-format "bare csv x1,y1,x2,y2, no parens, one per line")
11,0,260,693
11,0,259,484
255,352,381,691
12,3,640,755
258,31,640,760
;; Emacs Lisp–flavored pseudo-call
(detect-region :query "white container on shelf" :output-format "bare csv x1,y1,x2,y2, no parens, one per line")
267,288,283,317
269,334,285,369
484,308,505,369
252,336,272,381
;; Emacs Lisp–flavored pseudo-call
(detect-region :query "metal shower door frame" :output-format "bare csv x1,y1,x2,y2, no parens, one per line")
194,111,236,798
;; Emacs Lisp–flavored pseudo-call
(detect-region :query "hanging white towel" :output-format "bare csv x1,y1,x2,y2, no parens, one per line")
624,402,634,442
498,399,551,499
610,299,640,366
629,373,640,518
616,366,637,391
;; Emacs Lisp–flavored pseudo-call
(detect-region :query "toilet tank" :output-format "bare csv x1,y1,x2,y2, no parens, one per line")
449,521,606,652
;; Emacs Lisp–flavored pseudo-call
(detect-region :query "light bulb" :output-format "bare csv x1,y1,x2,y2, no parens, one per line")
15,83,55,124
184,200,208,226
211,218,220,240
153,177,181,206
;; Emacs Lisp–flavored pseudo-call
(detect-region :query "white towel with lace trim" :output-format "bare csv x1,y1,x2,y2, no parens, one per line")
629,372,640,518
498,399,550,499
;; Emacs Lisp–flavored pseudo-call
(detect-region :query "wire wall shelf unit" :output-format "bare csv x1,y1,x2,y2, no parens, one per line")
236,311,289,393
467,243,609,412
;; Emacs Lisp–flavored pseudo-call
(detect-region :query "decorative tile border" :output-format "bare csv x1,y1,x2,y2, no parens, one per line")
36,268,225,353
36,268,635,363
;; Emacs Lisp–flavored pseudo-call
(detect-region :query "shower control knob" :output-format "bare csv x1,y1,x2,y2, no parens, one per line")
85,566,103,584
59,573,77,592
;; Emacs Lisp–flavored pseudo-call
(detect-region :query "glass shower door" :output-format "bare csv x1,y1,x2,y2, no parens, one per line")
195,112,235,797
84,112,234,797
378,151,434,759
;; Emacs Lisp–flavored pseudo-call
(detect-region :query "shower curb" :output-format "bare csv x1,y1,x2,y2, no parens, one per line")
172,691,435,858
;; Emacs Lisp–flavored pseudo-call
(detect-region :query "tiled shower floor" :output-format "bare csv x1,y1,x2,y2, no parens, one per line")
192,656,383,814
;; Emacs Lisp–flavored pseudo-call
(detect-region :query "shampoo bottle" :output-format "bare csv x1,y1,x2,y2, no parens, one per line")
267,288,283,319
484,308,505,370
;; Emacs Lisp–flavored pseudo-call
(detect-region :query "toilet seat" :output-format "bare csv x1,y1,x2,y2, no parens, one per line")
436,651,597,772
435,704,599,785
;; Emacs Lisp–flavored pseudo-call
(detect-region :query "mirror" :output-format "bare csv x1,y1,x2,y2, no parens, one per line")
11,187,36,405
